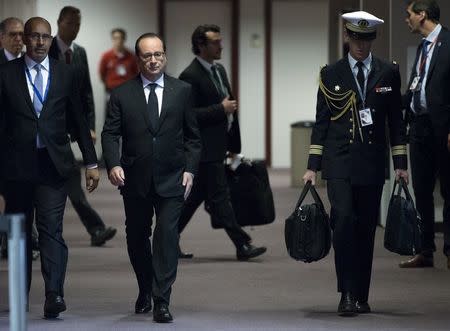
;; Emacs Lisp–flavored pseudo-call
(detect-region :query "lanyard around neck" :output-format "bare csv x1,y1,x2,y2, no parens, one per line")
25,65,51,104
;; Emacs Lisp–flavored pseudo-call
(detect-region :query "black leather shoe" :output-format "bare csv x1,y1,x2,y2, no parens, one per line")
91,227,117,246
44,293,66,319
355,301,371,314
236,244,267,261
338,292,356,316
177,244,193,259
153,303,173,323
135,293,152,314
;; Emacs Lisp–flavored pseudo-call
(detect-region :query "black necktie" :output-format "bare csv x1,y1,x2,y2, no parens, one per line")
211,65,226,98
413,39,431,112
147,83,159,131
356,61,365,92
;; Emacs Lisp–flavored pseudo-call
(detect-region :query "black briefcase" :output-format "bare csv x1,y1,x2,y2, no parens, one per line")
208,160,275,228
384,178,422,256
284,181,331,263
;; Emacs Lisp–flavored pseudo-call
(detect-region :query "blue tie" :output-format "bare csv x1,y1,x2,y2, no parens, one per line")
413,39,431,113
33,64,43,116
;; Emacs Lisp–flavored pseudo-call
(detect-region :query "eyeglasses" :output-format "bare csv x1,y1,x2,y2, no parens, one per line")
140,51,165,61
27,33,53,42
7,32,24,38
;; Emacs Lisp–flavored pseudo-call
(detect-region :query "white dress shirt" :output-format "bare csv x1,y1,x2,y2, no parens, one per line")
4,49,22,61
348,52,373,103
141,73,164,115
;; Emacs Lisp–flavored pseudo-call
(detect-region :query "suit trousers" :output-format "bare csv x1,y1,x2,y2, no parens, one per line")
178,161,251,247
409,114,450,256
65,163,105,236
327,179,383,302
4,149,68,296
123,186,184,305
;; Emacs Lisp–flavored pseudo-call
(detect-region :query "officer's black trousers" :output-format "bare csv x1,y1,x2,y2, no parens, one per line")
327,179,383,302
409,114,450,256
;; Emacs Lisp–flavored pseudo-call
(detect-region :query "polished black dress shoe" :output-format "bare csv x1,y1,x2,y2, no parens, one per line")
236,244,267,261
135,293,152,314
153,303,173,323
91,227,117,246
399,254,434,268
177,244,193,259
44,293,66,319
355,301,371,314
338,292,356,316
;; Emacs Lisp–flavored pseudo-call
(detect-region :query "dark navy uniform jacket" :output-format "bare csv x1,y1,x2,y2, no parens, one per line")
307,56,407,185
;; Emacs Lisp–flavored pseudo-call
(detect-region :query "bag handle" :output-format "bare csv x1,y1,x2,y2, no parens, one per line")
294,181,326,212
392,177,414,203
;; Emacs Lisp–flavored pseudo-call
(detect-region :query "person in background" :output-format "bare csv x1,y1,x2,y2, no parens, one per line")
49,6,116,246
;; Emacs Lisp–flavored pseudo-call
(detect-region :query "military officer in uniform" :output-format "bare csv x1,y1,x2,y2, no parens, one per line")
303,11,409,316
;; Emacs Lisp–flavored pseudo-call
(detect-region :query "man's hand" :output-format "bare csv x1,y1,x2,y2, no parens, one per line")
395,169,409,185
85,168,100,192
0,194,5,214
302,170,316,185
109,166,125,187
90,130,97,144
182,172,194,200
222,96,237,114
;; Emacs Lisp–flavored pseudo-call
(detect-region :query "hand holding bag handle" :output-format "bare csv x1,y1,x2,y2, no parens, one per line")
294,181,326,213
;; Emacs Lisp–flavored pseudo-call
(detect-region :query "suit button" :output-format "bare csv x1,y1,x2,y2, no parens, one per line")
350,139,353,144
369,141,372,144
349,128,353,133
350,118,353,122
369,130,373,134
153,138,156,142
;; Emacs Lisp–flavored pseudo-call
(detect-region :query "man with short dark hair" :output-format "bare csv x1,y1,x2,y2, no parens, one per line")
177,24,267,261
303,11,408,315
0,16,99,318
102,32,201,323
399,0,450,269
49,6,117,246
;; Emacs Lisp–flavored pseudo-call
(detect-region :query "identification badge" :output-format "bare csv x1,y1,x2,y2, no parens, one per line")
409,76,421,91
359,108,373,127
116,64,127,76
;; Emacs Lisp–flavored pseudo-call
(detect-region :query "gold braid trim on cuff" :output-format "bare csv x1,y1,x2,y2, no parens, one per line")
391,145,407,156
309,144,323,155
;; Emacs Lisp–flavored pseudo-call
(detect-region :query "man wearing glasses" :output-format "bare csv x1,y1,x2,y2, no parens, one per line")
0,17,24,63
102,33,201,323
0,17,99,318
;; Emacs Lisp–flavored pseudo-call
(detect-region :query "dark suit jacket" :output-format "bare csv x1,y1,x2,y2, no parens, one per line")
405,27,450,137
101,74,201,198
179,58,241,163
0,56,97,191
49,38,95,131
307,56,407,185
0,49,8,65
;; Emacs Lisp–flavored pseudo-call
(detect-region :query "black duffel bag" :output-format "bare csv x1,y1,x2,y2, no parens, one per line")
208,160,276,228
285,181,331,263
384,178,422,255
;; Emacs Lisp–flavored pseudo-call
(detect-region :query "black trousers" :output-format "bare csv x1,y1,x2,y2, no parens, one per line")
409,114,450,256
178,162,251,247
4,149,68,296
327,179,383,303
66,163,105,236
123,186,184,305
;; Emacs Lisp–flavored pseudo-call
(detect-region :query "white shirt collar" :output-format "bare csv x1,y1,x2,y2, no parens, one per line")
348,52,372,70
425,23,442,43
140,73,165,89
4,49,22,61
196,55,216,72
24,54,50,72
56,35,74,54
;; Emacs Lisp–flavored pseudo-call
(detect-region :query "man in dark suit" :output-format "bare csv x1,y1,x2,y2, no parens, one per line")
0,17,24,64
0,17,99,318
303,11,408,316
0,17,41,261
49,6,116,246
400,0,450,269
177,24,266,261
102,33,201,323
